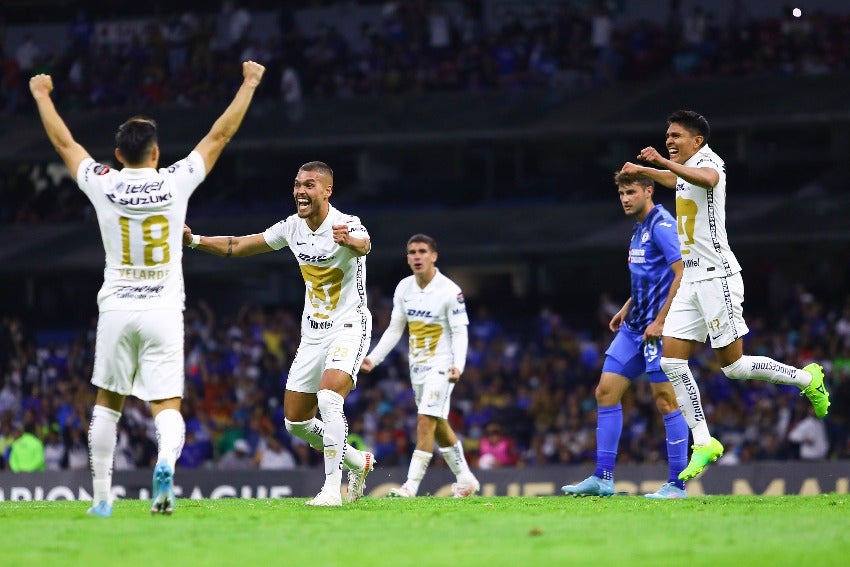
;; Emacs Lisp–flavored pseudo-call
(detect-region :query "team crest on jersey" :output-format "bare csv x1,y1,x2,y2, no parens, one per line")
93,164,110,175
641,230,650,243
456,293,465,304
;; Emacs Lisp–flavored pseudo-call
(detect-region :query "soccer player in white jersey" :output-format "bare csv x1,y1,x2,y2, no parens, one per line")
182,161,375,506
620,110,830,480
29,61,266,517
360,234,479,498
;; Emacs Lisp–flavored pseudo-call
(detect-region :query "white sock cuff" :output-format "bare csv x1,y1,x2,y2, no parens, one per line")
721,357,750,380
154,408,183,426
660,357,688,370
92,405,121,422
317,389,345,411
413,449,434,461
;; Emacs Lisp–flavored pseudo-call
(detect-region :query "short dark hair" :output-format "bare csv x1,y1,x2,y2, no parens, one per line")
299,161,334,181
115,116,158,165
407,233,437,252
613,171,653,188
667,110,710,145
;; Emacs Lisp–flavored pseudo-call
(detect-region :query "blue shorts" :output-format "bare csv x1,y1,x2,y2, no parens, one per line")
602,325,667,383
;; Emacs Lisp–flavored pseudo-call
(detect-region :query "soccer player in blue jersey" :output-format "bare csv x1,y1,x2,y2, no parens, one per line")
562,172,689,498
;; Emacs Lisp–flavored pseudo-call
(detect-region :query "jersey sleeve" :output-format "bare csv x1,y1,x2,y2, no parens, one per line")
162,151,206,196
262,218,290,250
653,215,682,265
446,287,469,327
76,158,113,200
345,214,370,249
694,151,725,187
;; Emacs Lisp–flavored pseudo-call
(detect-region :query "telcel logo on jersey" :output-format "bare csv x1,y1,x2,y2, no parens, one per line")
298,252,334,263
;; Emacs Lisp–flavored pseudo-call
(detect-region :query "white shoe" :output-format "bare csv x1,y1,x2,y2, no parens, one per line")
346,452,375,503
305,488,342,507
387,485,416,498
452,476,480,498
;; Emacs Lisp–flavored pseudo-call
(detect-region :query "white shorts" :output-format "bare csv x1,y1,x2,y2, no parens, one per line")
286,323,371,393
412,368,455,419
663,273,750,349
91,309,185,401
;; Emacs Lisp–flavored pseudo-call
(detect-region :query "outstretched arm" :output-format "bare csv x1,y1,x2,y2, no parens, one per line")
30,75,90,176
183,224,273,257
194,60,266,175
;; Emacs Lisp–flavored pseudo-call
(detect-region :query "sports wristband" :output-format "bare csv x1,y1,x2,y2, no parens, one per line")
188,234,201,249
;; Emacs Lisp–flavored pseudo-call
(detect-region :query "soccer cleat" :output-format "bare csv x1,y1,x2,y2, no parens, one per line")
801,363,830,418
150,461,176,515
345,452,375,503
387,485,416,498
305,487,343,507
87,500,113,518
645,483,687,499
561,475,615,497
451,475,481,498
678,437,724,481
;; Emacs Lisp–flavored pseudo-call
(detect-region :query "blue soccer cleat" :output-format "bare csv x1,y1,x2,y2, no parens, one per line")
87,500,113,518
150,461,176,515
561,475,615,497
644,482,687,499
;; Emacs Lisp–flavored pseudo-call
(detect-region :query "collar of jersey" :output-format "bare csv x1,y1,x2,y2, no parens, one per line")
308,205,337,234
121,167,158,177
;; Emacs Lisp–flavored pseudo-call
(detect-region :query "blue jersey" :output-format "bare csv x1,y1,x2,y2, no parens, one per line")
623,204,681,333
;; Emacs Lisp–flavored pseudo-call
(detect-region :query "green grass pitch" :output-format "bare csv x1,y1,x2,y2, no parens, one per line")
1,495,847,566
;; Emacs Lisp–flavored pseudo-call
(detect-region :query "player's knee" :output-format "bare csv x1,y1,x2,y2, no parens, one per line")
721,357,749,380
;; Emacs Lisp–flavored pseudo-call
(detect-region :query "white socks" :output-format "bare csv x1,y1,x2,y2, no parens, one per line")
154,408,185,471
661,357,712,446
285,417,366,470
439,441,473,481
403,450,433,494
722,355,810,387
317,389,347,489
88,405,121,504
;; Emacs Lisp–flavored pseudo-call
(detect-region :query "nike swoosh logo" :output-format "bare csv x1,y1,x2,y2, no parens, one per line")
669,439,687,445
296,241,307,245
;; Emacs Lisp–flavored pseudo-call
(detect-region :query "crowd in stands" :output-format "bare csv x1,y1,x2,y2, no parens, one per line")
2,280,848,473
1,1,848,117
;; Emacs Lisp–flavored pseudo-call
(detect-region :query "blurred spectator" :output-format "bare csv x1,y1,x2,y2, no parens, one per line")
9,422,45,472
478,423,519,468
788,407,829,460
218,438,254,469
255,434,296,470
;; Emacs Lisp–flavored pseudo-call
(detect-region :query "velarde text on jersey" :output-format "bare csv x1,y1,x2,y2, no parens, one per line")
118,268,170,281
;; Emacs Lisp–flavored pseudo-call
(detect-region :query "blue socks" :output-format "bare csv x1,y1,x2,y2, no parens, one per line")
664,409,688,490
594,404,622,481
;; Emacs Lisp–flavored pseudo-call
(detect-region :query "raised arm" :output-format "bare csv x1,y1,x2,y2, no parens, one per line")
193,60,266,175
30,75,90,175
635,146,719,190
183,224,273,257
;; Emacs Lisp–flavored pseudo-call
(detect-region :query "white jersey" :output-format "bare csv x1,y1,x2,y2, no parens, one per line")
263,205,371,342
76,152,205,311
674,144,741,282
367,269,469,384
